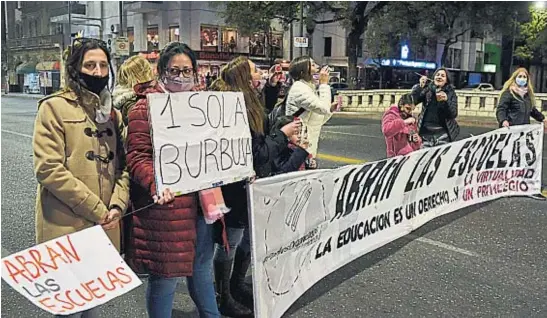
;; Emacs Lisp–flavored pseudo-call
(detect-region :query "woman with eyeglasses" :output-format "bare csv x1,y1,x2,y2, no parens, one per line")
32,37,129,317
124,42,221,318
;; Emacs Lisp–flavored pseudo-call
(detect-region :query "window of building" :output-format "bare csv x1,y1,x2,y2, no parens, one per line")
221,28,237,53
147,26,159,52
249,32,265,56
270,33,283,57
169,25,179,42
201,25,219,52
447,47,462,69
324,37,332,57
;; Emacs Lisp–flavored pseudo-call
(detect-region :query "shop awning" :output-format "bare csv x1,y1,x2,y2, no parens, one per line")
36,61,61,71
16,62,37,74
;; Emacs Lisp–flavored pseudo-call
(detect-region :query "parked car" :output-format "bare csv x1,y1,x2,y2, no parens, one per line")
331,82,349,102
462,83,495,91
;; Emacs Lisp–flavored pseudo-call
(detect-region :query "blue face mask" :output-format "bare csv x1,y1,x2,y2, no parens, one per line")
516,77,527,87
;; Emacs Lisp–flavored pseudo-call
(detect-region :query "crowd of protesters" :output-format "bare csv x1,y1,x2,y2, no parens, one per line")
31,36,546,318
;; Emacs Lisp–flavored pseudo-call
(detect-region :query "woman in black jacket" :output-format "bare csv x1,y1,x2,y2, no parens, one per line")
496,67,546,127
412,68,460,147
209,56,299,317
496,67,546,201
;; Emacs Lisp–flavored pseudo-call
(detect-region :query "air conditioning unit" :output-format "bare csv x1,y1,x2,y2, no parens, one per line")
111,24,120,34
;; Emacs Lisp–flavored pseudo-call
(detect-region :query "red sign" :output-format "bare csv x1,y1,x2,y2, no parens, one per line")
197,51,245,61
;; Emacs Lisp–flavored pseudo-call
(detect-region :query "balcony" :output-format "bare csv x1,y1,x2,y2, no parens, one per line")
125,1,163,13
7,34,64,50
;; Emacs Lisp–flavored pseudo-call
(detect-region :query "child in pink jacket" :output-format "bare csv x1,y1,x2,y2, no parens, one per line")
382,94,422,158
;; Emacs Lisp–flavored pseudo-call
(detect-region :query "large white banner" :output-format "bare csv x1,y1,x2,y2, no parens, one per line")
1,226,142,315
148,92,254,195
249,124,544,318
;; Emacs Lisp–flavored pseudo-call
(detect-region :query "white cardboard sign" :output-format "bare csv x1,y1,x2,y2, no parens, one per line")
1,226,142,315
147,92,254,195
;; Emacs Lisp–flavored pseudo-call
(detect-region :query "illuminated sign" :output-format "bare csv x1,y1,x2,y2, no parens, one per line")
401,45,409,59
380,59,436,70
483,64,496,73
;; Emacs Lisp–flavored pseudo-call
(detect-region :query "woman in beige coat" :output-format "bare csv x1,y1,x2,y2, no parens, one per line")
33,38,129,318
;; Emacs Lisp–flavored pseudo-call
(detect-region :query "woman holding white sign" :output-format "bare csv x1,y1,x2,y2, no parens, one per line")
209,56,300,317
33,37,130,317
125,42,222,318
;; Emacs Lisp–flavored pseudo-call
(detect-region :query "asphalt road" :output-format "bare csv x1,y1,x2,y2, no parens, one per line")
2,96,546,318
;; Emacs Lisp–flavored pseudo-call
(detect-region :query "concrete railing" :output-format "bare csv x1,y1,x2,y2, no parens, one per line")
338,89,547,118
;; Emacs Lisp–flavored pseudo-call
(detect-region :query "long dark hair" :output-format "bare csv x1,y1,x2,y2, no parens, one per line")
157,42,198,82
64,38,114,96
289,56,313,82
219,56,265,134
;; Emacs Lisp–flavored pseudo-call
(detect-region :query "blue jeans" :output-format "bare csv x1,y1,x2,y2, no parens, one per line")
146,214,220,318
214,226,251,262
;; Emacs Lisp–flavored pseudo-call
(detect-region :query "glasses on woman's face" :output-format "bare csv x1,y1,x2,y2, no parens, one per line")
166,67,194,78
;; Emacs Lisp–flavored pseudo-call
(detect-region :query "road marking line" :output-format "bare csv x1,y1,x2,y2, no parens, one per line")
322,130,383,139
316,153,367,164
2,129,32,139
409,235,480,257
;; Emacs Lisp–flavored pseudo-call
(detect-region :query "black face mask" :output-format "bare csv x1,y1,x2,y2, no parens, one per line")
79,72,109,95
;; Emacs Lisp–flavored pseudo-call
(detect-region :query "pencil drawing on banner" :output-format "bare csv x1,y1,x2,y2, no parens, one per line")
259,176,332,295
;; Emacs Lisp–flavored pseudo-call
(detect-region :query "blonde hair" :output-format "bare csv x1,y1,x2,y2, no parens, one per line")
117,56,154,89
500,67,535,102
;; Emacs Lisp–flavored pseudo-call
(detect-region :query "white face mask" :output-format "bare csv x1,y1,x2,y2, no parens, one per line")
252,79,266,91
163,76,195,92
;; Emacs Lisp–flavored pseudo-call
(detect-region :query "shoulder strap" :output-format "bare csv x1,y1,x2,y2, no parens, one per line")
293,107,306,117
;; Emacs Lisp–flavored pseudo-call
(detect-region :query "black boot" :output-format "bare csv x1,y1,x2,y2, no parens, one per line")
214,260,252,317
230,247,254,311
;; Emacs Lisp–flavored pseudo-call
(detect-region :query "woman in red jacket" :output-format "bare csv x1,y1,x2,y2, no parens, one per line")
125,42,220,318
382,94,422,157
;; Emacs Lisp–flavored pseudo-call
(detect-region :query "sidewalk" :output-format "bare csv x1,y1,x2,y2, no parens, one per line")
333,111,501,128
1,92,45,100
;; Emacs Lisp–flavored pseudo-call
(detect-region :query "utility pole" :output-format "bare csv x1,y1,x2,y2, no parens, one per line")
4,1,10,94
299,1,304,57
68,1,72,41
119,1,124,37
509,12,517,74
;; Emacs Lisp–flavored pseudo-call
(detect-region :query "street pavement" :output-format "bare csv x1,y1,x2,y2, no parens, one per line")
1,96,546,318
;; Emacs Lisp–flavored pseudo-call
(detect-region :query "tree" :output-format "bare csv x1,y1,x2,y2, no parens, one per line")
514,7,547,62
364,2,524,68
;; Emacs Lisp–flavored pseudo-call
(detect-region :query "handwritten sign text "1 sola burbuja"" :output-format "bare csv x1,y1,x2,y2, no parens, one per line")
147,92,254,195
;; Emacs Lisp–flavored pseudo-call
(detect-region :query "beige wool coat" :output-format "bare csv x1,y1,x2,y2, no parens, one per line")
33,88,130,251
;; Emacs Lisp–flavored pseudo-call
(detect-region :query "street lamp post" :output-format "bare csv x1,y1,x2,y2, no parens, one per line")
509,12,518,74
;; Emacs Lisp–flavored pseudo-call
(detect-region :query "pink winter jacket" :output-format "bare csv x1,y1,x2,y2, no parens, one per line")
381,105,422,158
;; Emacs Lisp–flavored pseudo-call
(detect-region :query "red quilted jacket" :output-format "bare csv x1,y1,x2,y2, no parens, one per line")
125,81,198,278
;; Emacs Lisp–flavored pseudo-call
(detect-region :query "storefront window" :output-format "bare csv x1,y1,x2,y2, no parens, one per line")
169,26,179,43
127,27,135,55
201,25,219,52
221,28,237,53
270,33,283,58
147,26,159,52
249,33,265,56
